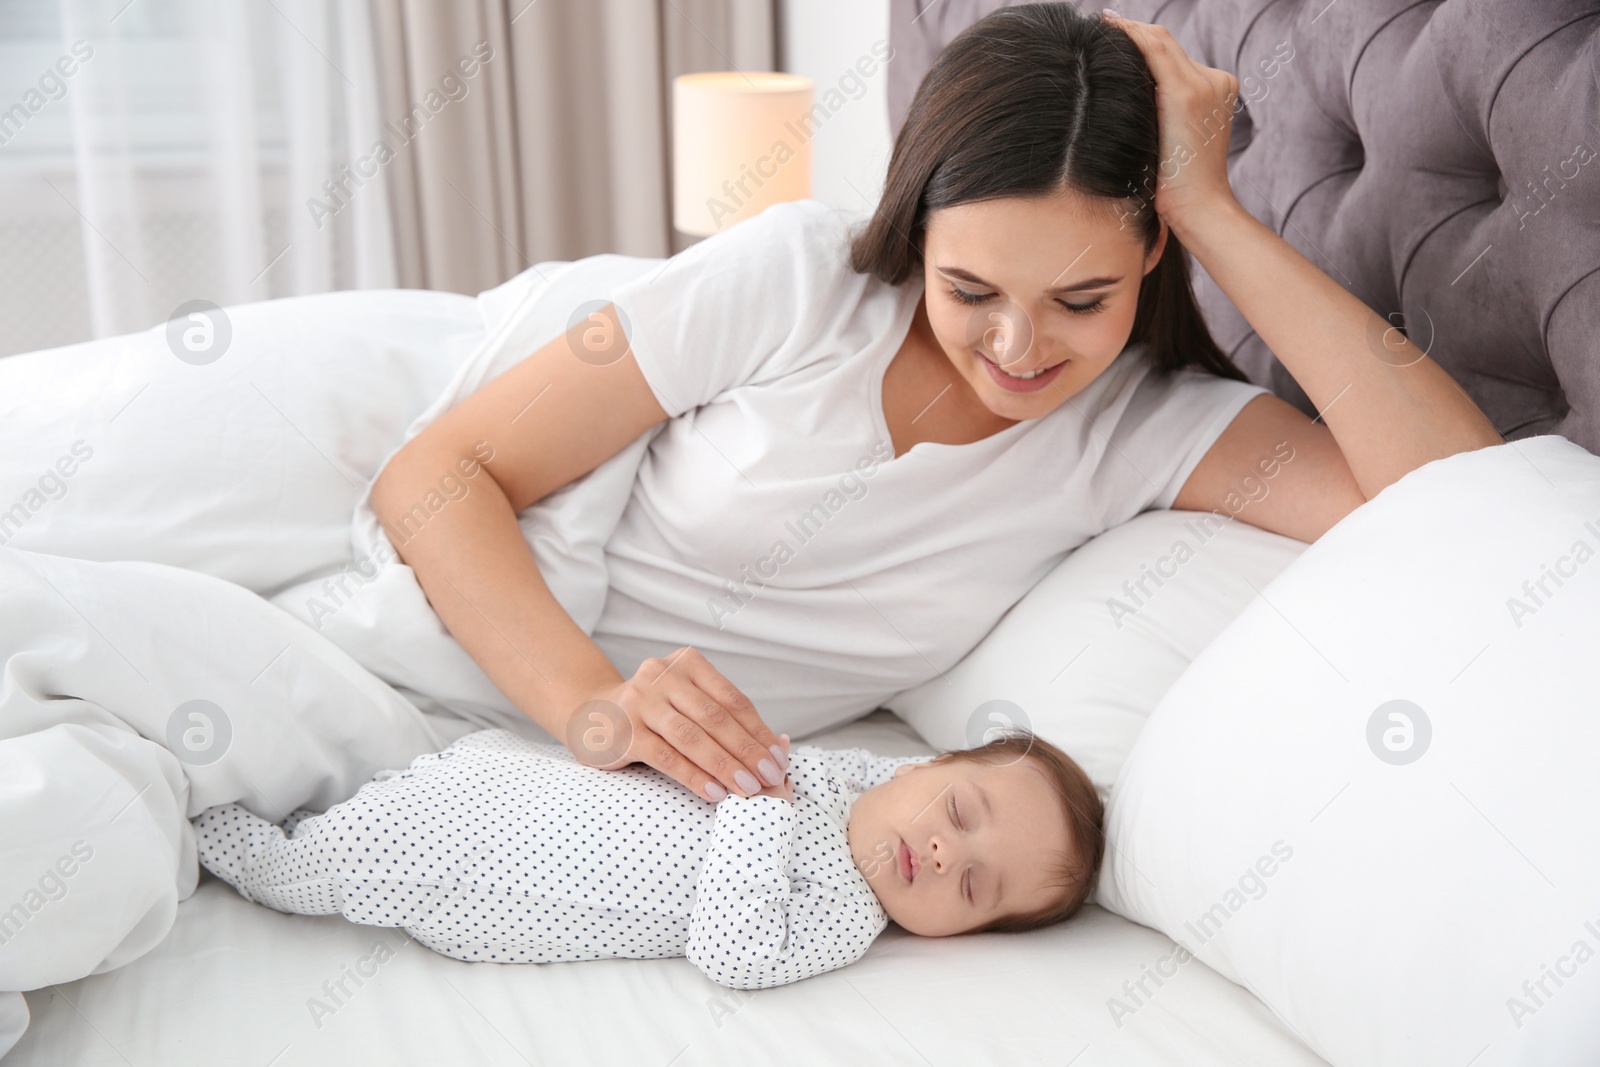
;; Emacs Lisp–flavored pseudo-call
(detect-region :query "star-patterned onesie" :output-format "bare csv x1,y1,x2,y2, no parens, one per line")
193,729,929,989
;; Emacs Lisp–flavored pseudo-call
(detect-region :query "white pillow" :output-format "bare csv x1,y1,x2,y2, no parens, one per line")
881,507,1307,793
1096,435,1600,1067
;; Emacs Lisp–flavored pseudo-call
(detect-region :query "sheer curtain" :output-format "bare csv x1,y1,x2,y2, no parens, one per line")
0,0,777,358
0,0,395,353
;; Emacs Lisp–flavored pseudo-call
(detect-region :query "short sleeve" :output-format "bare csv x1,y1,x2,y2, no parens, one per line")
608,199,856,419
1102,362,1270,518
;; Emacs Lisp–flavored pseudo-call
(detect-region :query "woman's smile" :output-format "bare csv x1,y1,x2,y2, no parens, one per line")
975,350,1070,392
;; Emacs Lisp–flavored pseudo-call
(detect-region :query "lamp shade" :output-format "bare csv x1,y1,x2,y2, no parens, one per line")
672,72,814,237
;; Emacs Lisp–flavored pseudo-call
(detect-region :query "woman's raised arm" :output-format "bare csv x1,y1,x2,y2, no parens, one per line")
370,304,789,802
1106,13,1503,537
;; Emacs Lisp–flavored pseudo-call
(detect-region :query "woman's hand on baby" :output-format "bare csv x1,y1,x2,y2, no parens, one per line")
752,735,794,803
569,647,790,803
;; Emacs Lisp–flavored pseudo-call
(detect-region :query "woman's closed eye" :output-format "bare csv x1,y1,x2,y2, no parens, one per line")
944,284,1108,316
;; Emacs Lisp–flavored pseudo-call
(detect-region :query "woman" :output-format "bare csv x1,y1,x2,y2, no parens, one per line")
369,6,1502,806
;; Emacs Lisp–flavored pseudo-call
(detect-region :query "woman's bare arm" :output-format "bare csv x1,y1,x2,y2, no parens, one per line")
1174,198,1502,500
370,424,623,738
1108,13,1502,535
370,304,789,802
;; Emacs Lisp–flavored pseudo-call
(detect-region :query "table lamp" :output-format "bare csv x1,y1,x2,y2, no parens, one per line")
672,71,814,237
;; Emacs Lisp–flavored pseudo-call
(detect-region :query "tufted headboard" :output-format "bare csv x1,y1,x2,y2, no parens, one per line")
886,0,1600,454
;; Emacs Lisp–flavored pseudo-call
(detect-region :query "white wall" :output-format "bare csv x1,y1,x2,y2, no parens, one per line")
777,0,893,216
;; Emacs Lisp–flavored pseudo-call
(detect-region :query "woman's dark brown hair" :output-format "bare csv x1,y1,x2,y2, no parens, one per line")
930,729,1106,934
849,2,1247,382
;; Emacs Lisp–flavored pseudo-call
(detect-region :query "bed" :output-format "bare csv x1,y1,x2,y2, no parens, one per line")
9,712,1327,1067
0,263,1327,1066
5,0,1599,1064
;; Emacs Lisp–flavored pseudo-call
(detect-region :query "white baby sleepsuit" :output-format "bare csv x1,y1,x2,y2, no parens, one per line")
194,730,929,989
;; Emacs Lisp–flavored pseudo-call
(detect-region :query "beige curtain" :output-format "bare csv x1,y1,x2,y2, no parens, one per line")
369,0,779,296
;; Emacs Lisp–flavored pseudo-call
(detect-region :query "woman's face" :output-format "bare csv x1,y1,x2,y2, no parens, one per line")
919,191,1167,423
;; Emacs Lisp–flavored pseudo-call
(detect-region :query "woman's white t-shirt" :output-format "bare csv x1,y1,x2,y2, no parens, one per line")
589,199,1267,736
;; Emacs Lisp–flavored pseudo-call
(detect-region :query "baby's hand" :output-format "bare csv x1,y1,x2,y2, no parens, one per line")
753,734,794,803
755,775,794,803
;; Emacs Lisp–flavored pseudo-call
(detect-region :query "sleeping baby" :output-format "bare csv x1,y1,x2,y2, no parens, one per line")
193,726,1105,990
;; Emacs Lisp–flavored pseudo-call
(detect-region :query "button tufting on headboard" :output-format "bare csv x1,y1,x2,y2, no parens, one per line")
886,0,1600,451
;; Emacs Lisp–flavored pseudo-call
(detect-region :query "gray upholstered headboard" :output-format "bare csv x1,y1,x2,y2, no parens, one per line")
887,0,1600,454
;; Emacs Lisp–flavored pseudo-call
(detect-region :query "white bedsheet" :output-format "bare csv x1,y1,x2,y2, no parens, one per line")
10,710,1328,1067
0,281,1327,1065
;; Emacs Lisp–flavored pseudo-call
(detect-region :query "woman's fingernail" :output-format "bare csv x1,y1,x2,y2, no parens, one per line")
706,782,728,801
769,744,789,771
758,759,783,786
735,769,761,795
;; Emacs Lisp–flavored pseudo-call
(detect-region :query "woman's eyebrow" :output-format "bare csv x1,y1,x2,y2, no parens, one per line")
936,265,1124,294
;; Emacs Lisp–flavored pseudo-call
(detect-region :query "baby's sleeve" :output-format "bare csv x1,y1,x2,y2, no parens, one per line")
607,199,853,419
686,793,884,990
804,746,935,794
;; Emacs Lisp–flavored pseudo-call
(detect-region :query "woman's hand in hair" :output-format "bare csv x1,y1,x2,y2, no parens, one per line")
1101,11,1242,230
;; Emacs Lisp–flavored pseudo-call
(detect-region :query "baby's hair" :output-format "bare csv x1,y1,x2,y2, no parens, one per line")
929,729,1106,934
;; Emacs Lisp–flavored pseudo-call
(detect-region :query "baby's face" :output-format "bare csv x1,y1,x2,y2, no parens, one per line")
846,755,1074,936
